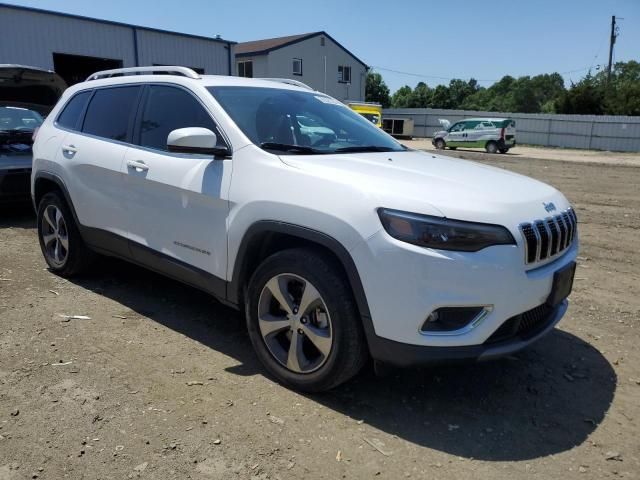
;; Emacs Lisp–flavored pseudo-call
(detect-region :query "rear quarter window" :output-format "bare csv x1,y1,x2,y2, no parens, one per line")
82,86,142,142
56,91,91,130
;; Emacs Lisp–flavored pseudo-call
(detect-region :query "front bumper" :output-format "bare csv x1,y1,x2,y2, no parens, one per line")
365,300,567,367
0,167,32,203
350,228,578,364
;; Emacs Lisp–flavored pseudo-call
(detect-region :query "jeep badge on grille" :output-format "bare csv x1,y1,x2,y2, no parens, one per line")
543,202,556,213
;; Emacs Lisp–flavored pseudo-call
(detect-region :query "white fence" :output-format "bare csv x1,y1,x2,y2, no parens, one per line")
382,108,640,152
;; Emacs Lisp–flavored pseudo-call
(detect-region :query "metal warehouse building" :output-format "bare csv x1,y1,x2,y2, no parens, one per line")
0,3,235,86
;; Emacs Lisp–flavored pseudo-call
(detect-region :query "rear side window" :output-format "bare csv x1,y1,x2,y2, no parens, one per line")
56,91,91,130
82,86,141,142
138,85,219,151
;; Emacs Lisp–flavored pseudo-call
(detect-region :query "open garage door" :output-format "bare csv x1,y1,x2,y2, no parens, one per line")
53,53,123,86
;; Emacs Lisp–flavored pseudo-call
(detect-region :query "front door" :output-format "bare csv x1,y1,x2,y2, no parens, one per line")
447,121,466,146
123,84,232,294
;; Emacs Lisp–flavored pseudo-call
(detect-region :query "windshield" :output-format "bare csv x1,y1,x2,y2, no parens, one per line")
0,106,44,132
207,86,404,154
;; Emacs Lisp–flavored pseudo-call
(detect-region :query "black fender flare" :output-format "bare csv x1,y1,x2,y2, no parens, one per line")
228,220,372,323
32,171,81,225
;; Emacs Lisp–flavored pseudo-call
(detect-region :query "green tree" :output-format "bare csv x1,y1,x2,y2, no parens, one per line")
602,61,640,116
391,85,413,108
557,73,604,115
430,85,451,109
408,82,432,107
365,72,391,108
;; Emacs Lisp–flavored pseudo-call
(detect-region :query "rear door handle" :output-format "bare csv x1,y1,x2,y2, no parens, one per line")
62,144,77,155
126,160,149,172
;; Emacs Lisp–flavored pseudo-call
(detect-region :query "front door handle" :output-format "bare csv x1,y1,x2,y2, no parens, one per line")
126,160,149,172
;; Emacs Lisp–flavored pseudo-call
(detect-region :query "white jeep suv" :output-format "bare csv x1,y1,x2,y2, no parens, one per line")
31,67,578,392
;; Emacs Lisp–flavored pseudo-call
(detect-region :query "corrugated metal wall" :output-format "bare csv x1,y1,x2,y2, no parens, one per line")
0,6,137,69
0,5,232,75
383,108,640,152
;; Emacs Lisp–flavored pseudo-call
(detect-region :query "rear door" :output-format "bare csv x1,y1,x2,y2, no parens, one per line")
123,84,232,291
60,85,142,251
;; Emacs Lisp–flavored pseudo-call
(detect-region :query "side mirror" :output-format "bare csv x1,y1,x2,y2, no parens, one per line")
167,127,230,157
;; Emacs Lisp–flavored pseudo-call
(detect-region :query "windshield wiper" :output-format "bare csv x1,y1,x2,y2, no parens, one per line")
334,145,400,153
260,142,322,154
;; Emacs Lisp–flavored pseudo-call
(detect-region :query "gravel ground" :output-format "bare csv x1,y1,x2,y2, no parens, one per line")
1,150,639,479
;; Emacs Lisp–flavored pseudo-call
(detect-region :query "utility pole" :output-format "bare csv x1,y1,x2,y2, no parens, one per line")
607,15,618,82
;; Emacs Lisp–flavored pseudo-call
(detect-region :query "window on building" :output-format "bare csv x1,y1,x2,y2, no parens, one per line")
292,58,302,76
338,65,351,84
320,36,325,46
138,85,220,152
237,60,253,78
82,86,142,142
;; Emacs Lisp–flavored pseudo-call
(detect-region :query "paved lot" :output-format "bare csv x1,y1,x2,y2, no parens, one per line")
1,150,639,479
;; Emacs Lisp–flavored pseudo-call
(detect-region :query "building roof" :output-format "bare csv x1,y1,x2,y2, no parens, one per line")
236,31,368,68
0,2,236,45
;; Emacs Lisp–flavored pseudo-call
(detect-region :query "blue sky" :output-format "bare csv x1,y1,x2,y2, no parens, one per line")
5,0,639,93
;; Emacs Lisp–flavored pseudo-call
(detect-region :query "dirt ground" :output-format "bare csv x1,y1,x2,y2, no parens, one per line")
404,139,640,167
1,149,639,479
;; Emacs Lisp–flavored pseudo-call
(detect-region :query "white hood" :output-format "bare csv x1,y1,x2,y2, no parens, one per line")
280,149,570,234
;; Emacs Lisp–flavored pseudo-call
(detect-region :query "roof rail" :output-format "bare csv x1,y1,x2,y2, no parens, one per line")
86,66,200,81
262,78,314,90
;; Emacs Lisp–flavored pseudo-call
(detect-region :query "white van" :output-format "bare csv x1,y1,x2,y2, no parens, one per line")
433,118,516,153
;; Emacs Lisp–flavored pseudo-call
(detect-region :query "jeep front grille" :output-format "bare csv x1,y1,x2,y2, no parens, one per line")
519,208,577,264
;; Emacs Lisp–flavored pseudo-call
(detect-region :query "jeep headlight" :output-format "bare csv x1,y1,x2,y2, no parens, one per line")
378,208,515,252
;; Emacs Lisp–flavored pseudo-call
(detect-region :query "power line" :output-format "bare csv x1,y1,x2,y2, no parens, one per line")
370,64,603,85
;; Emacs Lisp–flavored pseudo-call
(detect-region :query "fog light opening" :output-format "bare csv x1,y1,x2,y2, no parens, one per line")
421,306,492,333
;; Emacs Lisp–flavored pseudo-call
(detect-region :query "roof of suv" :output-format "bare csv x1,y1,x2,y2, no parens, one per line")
69,72,316,96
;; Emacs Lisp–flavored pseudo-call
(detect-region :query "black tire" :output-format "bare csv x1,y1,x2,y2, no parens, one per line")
245,248,368,392
434,138,446,150
37,191,95,277
485,141,499,154
499,148,509,154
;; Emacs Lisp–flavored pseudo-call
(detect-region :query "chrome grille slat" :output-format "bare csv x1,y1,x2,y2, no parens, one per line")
519,208,577,265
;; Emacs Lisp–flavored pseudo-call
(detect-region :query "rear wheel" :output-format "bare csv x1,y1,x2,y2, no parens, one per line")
485,141,498,154
37,192,94,276
434,138,445,150
245,248,368,392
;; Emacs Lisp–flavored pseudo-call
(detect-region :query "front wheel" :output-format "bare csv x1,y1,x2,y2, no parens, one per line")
434,138,445,150
245,248,368,392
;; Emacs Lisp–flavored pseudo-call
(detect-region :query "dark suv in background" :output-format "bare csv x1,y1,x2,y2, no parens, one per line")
1,65,66,205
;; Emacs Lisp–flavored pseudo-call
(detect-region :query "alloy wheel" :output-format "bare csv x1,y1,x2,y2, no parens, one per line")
41,205,69,267
257,273,333,373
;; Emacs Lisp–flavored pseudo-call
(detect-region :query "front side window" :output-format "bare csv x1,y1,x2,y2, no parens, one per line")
292,58,302,76
138,85,220,152
338,65,351,84
449,122,465,132
208,86,405,154
237,61,253,78
82,86,141,141
56,91,91,130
